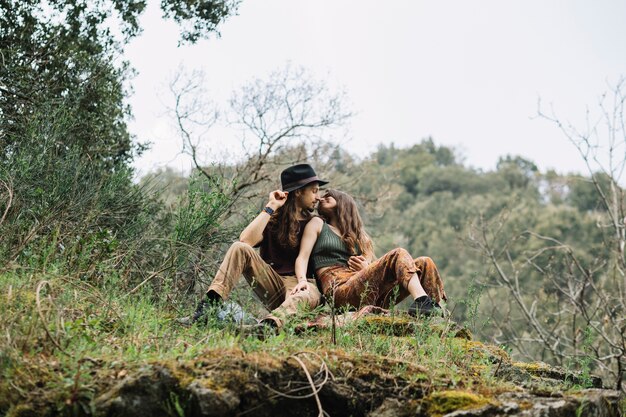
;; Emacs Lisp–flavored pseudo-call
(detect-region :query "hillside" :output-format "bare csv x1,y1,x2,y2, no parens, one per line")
1,271,623,417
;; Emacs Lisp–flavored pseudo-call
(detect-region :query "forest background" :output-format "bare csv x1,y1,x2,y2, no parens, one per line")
1,0,624,400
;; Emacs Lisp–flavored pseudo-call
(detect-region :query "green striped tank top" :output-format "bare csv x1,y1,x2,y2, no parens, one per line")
311,222,360,270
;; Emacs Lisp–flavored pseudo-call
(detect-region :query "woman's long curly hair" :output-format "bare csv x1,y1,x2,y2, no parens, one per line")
322,189,374,258
269,189,312,248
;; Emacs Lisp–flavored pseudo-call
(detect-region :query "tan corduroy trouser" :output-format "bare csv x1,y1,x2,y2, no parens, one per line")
317,248,447,310
207,242,321,327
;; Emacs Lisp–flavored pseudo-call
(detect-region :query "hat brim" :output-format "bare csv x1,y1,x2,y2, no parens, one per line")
283,179,329,192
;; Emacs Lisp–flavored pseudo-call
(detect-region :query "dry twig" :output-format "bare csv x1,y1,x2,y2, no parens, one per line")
36,280,68,355
0,179,13,227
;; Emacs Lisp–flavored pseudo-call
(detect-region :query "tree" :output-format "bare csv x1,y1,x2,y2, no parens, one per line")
0,0,239,168
496,155,539,190
0,0,239,279
469,79,626,391
163,65,352,292
169,65,352,216
161,0,241,44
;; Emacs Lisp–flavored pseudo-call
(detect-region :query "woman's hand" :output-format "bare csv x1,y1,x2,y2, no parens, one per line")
348,255,369,272
290,280,309,295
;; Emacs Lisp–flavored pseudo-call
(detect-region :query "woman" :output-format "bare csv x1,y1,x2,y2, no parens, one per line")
293,189,446,316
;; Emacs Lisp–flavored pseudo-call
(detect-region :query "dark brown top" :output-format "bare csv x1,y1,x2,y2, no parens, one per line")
259,219,309,276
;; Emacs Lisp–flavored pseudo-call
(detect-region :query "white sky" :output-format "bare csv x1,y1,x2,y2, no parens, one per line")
125,0,626,179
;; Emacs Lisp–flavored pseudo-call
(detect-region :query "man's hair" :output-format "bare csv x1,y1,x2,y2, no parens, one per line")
269,189,312,248
322,189,374,258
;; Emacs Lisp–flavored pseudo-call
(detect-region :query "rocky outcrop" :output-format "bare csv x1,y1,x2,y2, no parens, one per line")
93,349,430,417
373,389,623,416
4,313,624,417
88,348,624,417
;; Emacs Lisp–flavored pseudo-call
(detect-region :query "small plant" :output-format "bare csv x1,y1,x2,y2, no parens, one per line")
388,284,401,321
358,281,372,309
564,326,596,389
458,275,487,334
165,391,186,417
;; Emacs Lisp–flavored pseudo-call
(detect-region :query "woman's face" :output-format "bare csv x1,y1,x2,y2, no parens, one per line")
318,193,337,216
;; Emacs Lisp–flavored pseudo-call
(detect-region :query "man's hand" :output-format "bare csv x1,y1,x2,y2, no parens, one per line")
268,190,289,210
290,281,309,295
348,255,369,272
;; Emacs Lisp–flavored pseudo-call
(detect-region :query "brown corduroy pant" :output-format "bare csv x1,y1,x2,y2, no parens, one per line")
317,248,447,310
207,242,322,327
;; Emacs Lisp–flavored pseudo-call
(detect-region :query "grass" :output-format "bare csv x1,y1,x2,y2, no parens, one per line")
0,266,616,416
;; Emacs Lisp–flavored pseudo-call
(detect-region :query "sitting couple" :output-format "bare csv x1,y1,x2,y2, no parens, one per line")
179,164,447,328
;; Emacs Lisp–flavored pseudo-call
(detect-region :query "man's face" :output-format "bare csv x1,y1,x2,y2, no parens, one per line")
296,182,321,211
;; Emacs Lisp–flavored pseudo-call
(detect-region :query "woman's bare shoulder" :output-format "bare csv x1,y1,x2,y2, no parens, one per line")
306,216,324,229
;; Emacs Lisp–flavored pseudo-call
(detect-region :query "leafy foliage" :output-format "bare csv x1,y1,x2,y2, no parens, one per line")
1,0,136,168
161,0,241,43
1,0,238,169
0,0,240,293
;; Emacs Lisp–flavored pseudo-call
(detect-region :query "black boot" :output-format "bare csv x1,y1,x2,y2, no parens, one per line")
253,317,279,340
408,295,442,318
177,291,222,326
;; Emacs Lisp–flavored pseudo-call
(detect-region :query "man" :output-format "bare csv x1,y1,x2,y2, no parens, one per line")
178,164,327,328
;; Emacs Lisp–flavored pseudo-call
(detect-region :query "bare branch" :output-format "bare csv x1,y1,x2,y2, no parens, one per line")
0,179,13,227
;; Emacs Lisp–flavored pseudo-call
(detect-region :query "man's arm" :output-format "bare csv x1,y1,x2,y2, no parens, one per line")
239,190,288,246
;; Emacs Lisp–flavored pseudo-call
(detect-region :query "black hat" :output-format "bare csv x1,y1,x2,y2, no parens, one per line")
280,164,329,192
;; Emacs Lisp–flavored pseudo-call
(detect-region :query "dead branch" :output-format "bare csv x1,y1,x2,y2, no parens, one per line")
0,179,13,227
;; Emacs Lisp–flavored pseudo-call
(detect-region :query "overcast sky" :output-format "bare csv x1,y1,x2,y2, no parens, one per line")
125,1,626,179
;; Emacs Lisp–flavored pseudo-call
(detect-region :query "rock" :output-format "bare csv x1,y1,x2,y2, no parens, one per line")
94,365,181,417
5,341,623,417
492,389,624,417
494,361,604,389
401,389,624,417
367,398,418,417
187,381,240,416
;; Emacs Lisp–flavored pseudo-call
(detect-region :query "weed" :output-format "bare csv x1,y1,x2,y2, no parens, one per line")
461,276,486,332
165,391,186,417
564,326,595,389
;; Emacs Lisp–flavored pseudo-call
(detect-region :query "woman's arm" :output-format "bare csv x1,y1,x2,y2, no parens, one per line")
347,255,370,271
348,239,376,271
291,217,324,294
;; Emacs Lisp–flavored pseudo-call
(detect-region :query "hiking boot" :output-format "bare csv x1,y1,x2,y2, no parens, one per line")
408,295,442,318
176,291,222,326
252,318,279,340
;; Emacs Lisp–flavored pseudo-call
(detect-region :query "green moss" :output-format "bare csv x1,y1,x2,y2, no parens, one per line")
357,315,472,340
512,361,549,372
462,340,510,361
425,390,492,416
359,315,416,337
159,360,195,388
